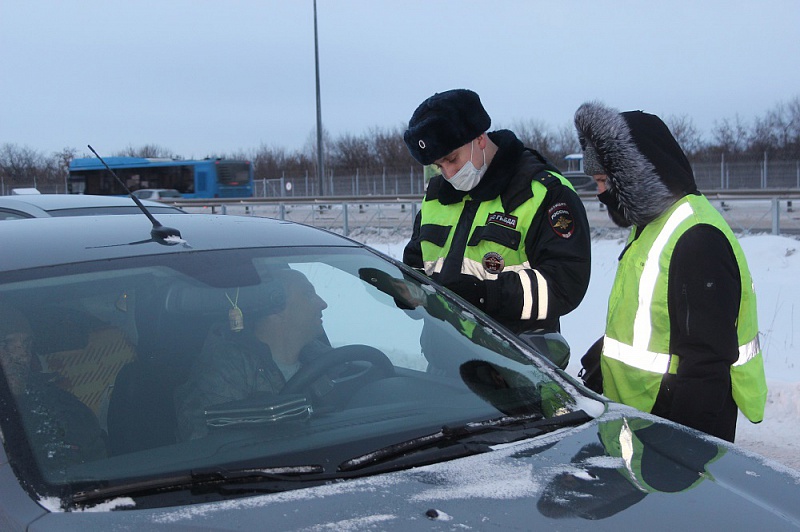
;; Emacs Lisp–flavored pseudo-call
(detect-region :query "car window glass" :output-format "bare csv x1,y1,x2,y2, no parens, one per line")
0,209,32,220
292,261,426,371
0,247,579,506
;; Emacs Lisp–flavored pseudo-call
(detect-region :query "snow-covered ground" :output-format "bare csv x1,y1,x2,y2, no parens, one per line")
363,232,800,471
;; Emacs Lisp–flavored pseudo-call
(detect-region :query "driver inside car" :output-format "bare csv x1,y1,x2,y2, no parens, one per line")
174,268,331,440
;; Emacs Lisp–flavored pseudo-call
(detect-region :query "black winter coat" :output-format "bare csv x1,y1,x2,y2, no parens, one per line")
403,130,591,334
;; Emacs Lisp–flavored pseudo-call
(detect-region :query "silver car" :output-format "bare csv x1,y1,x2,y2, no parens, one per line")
0,194,185,220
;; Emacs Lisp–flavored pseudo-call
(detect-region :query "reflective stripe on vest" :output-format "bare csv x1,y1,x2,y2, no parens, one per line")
631,203,693,350
602,336,759,374
603,337,670,374
734,336,760,367
424,256,446,276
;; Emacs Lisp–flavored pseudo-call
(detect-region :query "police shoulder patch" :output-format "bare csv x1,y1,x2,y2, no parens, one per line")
547,202,575,239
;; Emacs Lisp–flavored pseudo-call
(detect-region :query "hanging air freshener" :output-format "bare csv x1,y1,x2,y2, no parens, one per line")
225,288,244,332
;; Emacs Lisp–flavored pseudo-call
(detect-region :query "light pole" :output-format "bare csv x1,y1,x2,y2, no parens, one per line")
313,0,325,197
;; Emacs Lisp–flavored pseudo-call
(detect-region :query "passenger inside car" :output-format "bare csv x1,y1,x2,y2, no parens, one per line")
32,306,136,430
174,268,332,440
0,304,107,477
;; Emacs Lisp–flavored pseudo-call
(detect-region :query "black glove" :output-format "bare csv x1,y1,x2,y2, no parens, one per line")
578,337,603,394
358,268,419,310
443,279,487,310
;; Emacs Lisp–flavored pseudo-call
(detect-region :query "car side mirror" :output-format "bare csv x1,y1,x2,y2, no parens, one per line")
518,330,570,370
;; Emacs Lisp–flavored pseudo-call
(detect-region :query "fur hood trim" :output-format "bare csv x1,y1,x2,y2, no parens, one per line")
574,101,696,227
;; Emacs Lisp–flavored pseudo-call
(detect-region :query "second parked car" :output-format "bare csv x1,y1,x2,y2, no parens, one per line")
0,194,185,220
131,189,183,200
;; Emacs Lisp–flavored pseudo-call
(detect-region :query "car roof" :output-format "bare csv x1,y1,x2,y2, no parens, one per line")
0,214,362,272
0,194,183,218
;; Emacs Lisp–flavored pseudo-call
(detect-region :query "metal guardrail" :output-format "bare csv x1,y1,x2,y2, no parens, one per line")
169,188,800,207
165,190,800,237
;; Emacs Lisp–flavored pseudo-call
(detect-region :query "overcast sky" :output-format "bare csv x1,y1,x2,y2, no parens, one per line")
1,0,798,159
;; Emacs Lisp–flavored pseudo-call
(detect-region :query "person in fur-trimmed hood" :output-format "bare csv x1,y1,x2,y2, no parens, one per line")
401,89,591,368
574,101,767,442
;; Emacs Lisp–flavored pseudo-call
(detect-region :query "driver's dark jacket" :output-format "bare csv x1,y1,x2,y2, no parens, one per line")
404,130,591,333
174,326,329,441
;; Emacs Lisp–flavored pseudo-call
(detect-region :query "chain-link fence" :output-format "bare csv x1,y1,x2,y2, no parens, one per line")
252,167,427,198
0,180,68,195
693,158,800,190
254,159,800,198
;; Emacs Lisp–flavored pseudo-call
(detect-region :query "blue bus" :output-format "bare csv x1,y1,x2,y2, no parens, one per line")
68,157,254,198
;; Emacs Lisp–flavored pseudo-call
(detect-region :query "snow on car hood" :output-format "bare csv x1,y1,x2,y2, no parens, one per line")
35,406,800,530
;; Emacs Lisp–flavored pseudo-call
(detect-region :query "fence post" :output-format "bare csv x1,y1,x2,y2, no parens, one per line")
720,152,725,189
342,202,349,236
772,197,780,235
279,203,286,220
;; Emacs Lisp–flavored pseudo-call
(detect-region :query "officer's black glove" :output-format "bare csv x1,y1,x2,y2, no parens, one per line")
358,268,424,310
443,279,487,310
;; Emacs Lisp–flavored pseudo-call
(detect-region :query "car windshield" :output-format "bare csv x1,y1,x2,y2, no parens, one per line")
0,246,587,508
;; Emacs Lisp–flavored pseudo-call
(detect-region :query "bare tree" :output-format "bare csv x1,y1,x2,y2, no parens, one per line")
329,133,373,169
711,115,749,154
369,126,414,168
511,119,561,163
303,126,332,168
551,123,581,165
0,143,45,192
115,144,175,158
53,147,78,192
666,114,703,156
757,97,800,157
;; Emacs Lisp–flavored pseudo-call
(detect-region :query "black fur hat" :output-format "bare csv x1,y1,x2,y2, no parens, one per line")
404,89,491,165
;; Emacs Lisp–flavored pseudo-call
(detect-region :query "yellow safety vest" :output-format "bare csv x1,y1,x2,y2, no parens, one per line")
602,194,767,422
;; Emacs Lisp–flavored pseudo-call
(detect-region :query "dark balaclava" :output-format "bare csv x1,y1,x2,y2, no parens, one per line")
574,102,697,227
404,89,491,165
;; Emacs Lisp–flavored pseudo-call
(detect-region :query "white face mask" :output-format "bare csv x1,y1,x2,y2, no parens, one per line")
447,140,487,191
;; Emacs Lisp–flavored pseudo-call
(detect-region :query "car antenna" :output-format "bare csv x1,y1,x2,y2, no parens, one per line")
87,145,182,241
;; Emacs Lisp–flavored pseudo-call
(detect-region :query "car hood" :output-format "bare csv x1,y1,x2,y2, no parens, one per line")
31,405,800,530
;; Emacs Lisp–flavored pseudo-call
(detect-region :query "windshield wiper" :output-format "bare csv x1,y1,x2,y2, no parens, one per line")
338,409,592,473
70,465,327,505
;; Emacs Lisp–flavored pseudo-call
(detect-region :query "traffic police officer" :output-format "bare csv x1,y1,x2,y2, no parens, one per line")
402,89,591,345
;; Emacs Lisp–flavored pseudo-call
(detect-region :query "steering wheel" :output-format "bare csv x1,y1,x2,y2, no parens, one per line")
281,344,394,405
